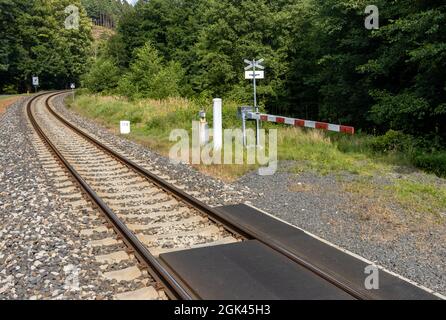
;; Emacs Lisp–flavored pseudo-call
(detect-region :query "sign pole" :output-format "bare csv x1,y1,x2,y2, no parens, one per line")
32,76,39,94
244,58,264,147
252,61,260,147
70,83,76,102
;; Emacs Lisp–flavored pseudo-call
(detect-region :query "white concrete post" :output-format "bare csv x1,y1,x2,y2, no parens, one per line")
120,121,130,135
213,98,223,151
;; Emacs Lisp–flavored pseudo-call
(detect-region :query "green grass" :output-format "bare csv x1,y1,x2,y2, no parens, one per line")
277,128,388,176
67,93,244,155
67,92,430,178
390,180,446,219
342,177,446,223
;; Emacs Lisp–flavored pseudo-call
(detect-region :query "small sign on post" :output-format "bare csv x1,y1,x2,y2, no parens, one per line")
244,58,265,147
120,121,131,135
70,83,76,101
32,76,39,93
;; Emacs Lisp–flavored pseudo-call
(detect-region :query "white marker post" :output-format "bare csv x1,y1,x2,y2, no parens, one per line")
244,59,265,147
213,98,223,151
120,121,130,135
70,83,76,102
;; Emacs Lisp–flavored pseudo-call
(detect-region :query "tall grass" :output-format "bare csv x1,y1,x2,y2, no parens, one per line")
68,93,242,154
69,92,444,179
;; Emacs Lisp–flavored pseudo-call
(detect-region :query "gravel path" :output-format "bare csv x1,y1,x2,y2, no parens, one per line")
54,93,445,296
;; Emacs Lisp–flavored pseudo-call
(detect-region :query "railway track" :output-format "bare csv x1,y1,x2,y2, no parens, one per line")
25,92,441,300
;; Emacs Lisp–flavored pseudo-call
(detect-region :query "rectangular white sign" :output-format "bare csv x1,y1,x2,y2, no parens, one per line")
120,121,130,135
32,77,39,86
245,71,264,79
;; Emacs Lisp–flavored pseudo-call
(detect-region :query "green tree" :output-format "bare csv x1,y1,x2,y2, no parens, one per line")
0,0,92,92
85,0,446,146
81,0,132,23
117,42,184,99
82,57,120,92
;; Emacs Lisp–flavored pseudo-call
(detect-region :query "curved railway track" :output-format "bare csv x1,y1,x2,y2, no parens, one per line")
26,92,370,300
25,91,440,300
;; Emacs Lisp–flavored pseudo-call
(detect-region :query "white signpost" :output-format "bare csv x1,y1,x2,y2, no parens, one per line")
120,121,131,135
32,76,39,93
244,59,265,146
70,83,76,101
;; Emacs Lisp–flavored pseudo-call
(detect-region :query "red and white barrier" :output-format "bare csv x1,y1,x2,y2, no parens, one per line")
247,112,355,135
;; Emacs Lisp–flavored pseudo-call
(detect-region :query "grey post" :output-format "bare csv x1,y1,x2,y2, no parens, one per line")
71,83,75,102
252,61,260,146
242,110,247,147
244,59,263,147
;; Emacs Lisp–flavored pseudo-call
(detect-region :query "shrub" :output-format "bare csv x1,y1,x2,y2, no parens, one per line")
2,84,17,94
412,152,446,178
145,117,163,131
81,58,120,93
117,43,184,100
149,61,184,99
368,130,415,153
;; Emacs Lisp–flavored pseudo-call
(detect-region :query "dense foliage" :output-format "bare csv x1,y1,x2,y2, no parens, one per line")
0,0,92,92
81,0,131,23
116,43,184,99
86,0,445,149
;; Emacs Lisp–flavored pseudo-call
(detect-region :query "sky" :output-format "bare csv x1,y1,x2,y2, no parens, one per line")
125,0,138,4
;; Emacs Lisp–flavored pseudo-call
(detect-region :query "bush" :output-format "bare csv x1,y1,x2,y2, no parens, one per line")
2,84,17,94
412,152,446,178
368,130,415,153
149,61,184,99
117,43,184,100
81,58,120,93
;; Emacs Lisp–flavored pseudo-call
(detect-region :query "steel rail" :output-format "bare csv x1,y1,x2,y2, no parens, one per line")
45,92,373,300
27,92,196,300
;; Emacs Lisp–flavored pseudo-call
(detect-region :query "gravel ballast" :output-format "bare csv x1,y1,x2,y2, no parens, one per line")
1,94,444,298
0,97,153,299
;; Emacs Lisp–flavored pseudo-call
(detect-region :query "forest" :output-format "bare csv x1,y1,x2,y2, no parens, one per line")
81,0,132,25
87,1,445,147
0,0,445,174
0,0,92,92
0,0,129,92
